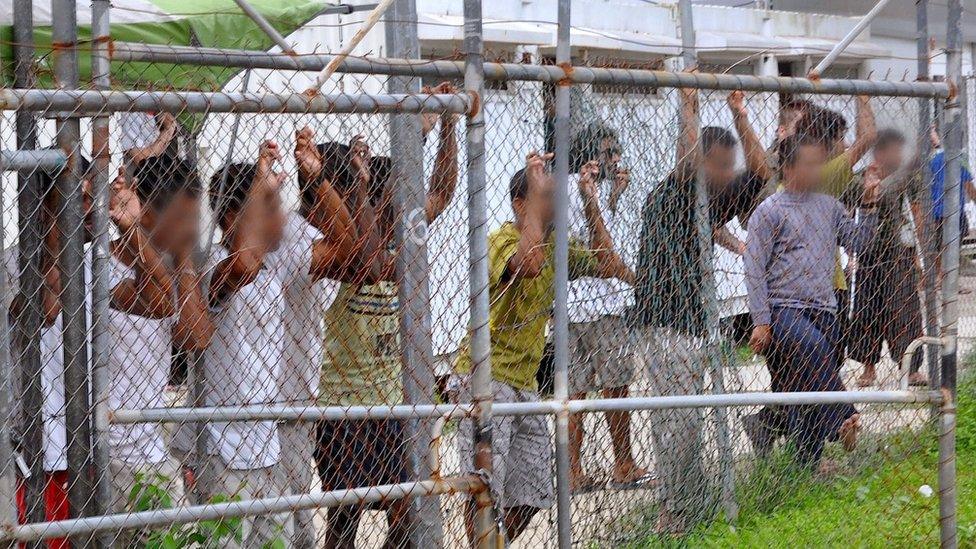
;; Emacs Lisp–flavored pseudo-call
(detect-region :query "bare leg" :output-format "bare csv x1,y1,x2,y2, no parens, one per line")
568,391,596,490
326,505,362,549
856,363,877,387
504,505,540,542
384,499,412,549
602,386,649,484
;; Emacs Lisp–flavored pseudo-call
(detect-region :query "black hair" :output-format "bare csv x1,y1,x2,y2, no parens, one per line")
298,142,351,214
875,128,907,151
779,99,813,125
778,133,826,168
133,155,201,211
796,107,848,147
369,156,392,207
208,162,257,228
509,168,529,203
701,126,737,154
570,123,620,173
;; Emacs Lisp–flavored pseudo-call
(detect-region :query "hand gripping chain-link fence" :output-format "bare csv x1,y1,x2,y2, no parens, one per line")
0,0,969,548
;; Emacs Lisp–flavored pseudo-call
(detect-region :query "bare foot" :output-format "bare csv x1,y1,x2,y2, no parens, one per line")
611,461,656,486
816,459,841,477
655,509,685,536
570,471,601,493
908,372,928,387
856,368,876,388
839,413,861,452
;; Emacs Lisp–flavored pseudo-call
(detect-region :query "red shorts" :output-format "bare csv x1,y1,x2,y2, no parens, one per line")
16,471,69,549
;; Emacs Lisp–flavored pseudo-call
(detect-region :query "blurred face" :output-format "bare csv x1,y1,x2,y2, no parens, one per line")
782,143,828,192
777,108,804,140
702,144,737,191
515,172,556,230
142,192,201,254
598,137,622,180
874,141,905,174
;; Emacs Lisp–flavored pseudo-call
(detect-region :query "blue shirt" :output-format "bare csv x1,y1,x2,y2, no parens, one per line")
931,150,973,219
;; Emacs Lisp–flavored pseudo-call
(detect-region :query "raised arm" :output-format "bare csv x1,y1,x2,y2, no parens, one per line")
294,127,361,282
109,170,176,319
425,83,460,224
171,247,214,352
577,160,634,284
505,152,552,281
675,85,701,181
125,113,177,165
209,141,280,304
728,91,772,181
845,95,877,167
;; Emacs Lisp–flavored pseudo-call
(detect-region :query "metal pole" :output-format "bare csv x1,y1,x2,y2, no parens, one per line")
384,0,443,545
809,0,895,78
679,0,738,523
678,0,696,69
12,0,47,537
1,475,485,543
938,393,957,548
462,0,495,547
108,389,942,424
0,89,472,115
941,0,963,397
51,0,96,527
916,0,941,410
0,150,66,172
231,0,295,54
90,1,114,542
108,42,950,97
552,1,573,547
0,133,21,549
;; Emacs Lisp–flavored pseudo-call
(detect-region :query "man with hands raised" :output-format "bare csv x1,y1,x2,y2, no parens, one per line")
453,150,629,545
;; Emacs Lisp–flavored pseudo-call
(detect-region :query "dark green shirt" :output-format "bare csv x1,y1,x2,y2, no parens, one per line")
840,168,923,260
632,170,765,336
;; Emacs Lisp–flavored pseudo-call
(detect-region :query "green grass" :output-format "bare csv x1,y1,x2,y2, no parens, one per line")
625,365,976,548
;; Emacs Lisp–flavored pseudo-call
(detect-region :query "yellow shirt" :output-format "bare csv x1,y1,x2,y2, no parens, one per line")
454,222,599,391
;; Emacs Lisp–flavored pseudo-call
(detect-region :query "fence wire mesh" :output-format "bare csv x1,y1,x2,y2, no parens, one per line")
0,3,968,549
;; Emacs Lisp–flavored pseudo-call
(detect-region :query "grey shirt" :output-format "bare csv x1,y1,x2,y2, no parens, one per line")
744,191,878,326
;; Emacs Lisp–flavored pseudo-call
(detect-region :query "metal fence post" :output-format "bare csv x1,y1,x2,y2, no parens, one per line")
51,0,96,526
679,0,738,522
938,0,963,545
462,0,496,547
915,0,942,413
90,1,115,544
12,0,48,537
938,392,957,548
941,0,963,397
384,0,443,545
552,0,573,547
0,136,21,549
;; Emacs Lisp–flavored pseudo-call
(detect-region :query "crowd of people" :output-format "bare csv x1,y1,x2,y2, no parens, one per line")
4,80,970,547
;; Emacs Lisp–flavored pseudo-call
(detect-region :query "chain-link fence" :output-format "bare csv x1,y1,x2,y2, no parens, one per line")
0,0,968,547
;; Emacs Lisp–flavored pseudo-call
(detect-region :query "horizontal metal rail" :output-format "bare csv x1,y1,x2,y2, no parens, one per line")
2,475,484,542
110,390,942,424
0,149,66,172
111,41,951,97
0,89,471,115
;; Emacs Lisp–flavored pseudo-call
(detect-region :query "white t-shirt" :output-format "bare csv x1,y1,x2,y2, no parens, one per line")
266,212,339,405
118,112,159,152
106,253,174,465
566,173,639,324
203,242,311,469
2,247,93,472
